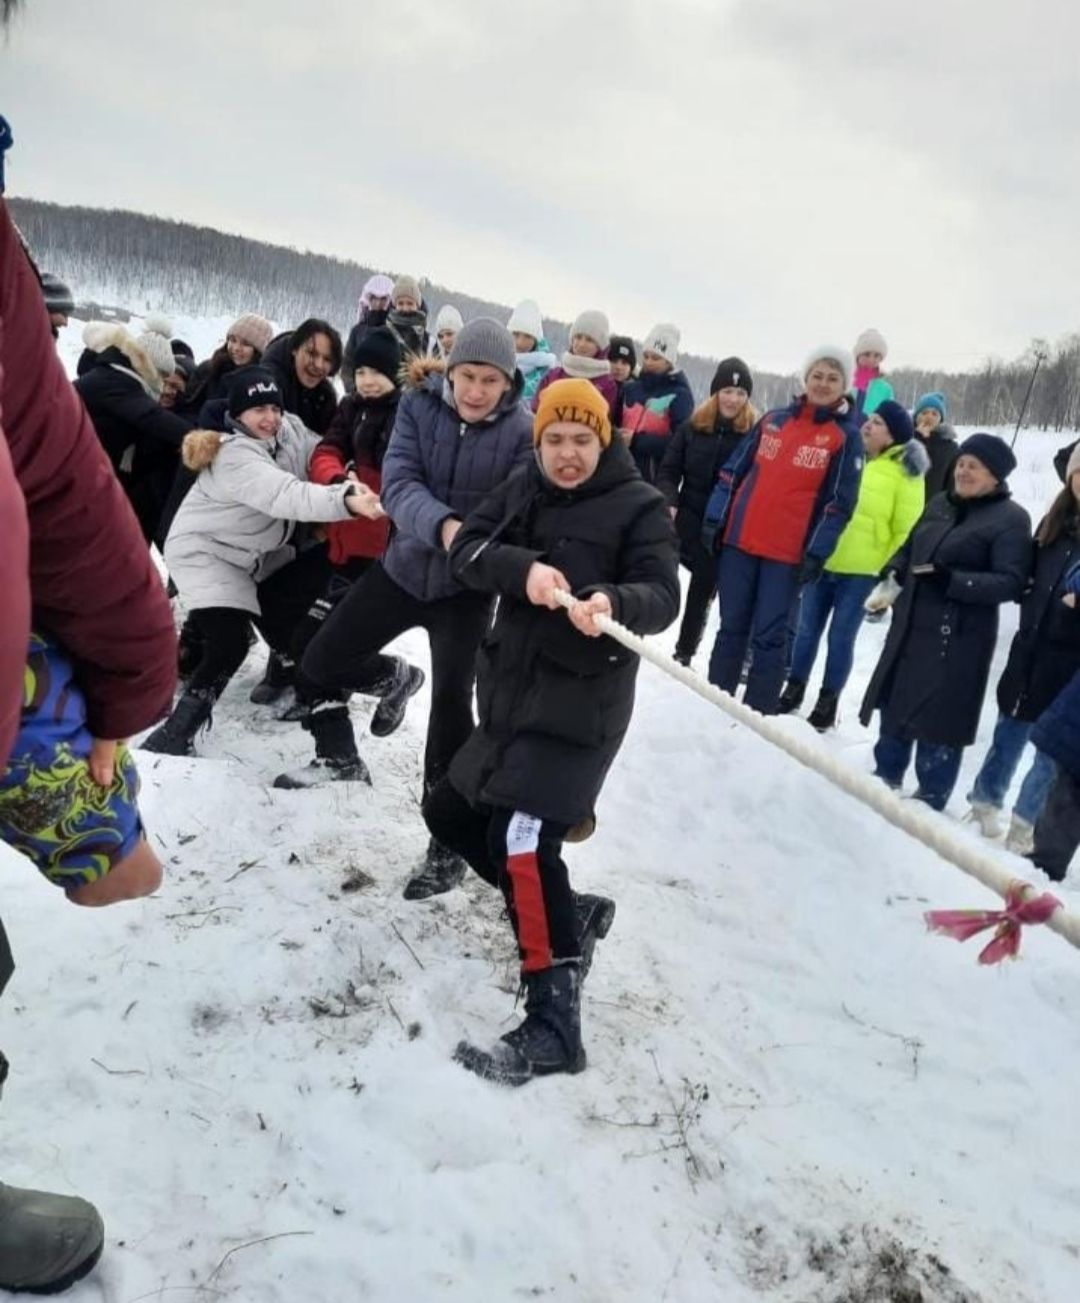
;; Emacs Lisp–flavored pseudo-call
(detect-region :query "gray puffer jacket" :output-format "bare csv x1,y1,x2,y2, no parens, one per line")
164,412,354,614
380,357,534,601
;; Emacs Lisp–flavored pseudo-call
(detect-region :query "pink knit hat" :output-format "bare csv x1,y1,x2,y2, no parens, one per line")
228,313,273,354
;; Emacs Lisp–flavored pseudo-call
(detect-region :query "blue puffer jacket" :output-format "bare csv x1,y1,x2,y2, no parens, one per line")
1032,669,1080,781
380,358,534,601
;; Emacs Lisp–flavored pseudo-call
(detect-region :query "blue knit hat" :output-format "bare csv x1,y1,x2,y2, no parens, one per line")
958,433,1016,484
874,399,914,445
913,391,947,420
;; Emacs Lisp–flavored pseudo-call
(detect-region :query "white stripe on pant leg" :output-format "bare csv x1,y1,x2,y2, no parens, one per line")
506,811,542,856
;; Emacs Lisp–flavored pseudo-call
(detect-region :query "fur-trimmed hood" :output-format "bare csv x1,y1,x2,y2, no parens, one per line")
403,354,445,390
182,428,225,472
80,322,164,396
892,437,931,478
688,394,759,436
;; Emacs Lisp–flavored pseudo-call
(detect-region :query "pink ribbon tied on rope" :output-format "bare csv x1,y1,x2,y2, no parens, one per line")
925,882,1062,965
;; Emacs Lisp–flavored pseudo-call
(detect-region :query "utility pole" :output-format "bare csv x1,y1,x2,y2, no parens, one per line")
1012,349,1047,448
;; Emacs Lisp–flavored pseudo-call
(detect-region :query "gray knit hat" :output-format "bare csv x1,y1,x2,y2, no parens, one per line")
392,274,422,306
446,316,517,380
570,309,610,352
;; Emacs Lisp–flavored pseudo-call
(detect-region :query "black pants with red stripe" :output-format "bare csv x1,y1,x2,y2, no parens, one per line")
423,779,578,973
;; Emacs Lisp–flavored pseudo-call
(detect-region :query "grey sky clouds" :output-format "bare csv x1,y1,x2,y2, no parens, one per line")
3,0,1076,370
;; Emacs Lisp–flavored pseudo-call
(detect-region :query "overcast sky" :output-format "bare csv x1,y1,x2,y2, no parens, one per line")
3,0,1077,370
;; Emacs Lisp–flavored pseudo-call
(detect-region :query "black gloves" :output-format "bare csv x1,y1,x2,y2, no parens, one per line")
797,555,824,586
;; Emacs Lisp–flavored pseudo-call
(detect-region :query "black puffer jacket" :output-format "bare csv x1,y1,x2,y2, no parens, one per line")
917,424,959,500
261,332,338,435
995,514,1080,721
657,395,758,564
860,489,1032,747
447,441,679,825
342,311,390,394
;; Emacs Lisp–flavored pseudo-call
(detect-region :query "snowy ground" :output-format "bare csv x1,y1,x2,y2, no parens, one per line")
2,324,1078,1299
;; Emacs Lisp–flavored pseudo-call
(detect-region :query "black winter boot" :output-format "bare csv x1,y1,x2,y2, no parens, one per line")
454,963,585,1086
0,1181,105,1295
274,705,371,788
807,688,839,732
575,892,616,980
402,838,467,900
176,618,204,682
140,690,214,756
777,678,806,714
249,651,295,705
370,657,426,738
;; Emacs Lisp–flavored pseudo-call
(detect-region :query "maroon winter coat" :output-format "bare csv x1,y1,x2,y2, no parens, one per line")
0,200,176,742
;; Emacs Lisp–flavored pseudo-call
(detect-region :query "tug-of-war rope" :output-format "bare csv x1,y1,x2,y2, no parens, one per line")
553,590,1077,965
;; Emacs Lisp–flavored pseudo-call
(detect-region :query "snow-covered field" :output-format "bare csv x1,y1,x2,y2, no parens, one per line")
2,317,1077,1300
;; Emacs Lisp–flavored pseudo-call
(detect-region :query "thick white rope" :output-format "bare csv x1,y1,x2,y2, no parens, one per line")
553,589,1080,954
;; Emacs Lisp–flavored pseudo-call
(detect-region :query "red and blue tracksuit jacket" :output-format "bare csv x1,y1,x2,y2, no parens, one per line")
701,398,864,565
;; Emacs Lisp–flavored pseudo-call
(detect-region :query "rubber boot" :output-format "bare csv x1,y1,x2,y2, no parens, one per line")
777,678,806,715
370,658,426,738
0,1181,105,1295
140,690,213,756
249,651,295,705
454,963,585,1086
274,705,371,788
402,838,467,900
575,892,616,980
806,688,839,732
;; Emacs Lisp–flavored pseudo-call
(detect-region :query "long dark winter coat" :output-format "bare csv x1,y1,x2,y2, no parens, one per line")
995,514,1080,721
1032,669,1080,781
261,332,339,435
657,395,758,564
860,490,1033,747
446,441,679,825
74,325,193,537
379,358,533,602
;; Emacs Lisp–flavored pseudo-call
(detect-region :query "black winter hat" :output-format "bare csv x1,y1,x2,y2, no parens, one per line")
228,365,282,418
40,272,75,316
353,325,403,385
609,334,637,369
874,399,914,445
958,432,1017,484
710,356,753,397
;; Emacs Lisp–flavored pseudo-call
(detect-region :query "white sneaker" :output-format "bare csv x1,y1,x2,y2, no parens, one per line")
967,800,1004,838
1005,814,1035,856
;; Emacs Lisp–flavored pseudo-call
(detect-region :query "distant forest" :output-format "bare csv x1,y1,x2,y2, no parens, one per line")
11,197,1080,429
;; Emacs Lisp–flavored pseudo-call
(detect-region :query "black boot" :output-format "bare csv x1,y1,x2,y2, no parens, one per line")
176,618,204,682
370,657,426,738
673,648,692,668
249,651,295,705
274,705,371,788
402,837,467,900
777,678,806,714
455,963,585,1086
140,690,214,756
807,688,839,732
576,892,616,980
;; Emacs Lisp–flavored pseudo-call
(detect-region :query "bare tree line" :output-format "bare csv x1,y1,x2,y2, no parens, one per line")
10,197,1077,425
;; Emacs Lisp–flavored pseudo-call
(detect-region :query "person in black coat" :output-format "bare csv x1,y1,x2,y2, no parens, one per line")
423,377,679,1086
260,319,341,436
657,357,757,664
73,319,192,541
181,313,273,417
967,455,1080,848
1029,662,1080,881
912,392,959,500
342,273,394,394
860,434,1033,810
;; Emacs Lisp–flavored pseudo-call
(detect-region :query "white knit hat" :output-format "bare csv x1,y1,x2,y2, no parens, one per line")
643,322,681,369
136,313,177,378
570,309,610,352
434,304,464,334
803,344,854,389
854,327,888,360
508,298,544,342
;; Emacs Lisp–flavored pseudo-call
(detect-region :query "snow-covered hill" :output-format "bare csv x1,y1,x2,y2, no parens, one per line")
2,323,1077,1300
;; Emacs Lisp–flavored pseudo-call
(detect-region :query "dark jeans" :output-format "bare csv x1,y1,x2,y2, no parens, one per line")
790,572,876,694
1031,769,1080,882
186,547,335,698
675,548,717,660
302,562,493,793
423,779,577,973
874,731,964,811
969,713,1058,825
708,546,800,713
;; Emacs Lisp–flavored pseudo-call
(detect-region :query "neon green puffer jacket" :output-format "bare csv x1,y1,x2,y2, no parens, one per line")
826,439,929,575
